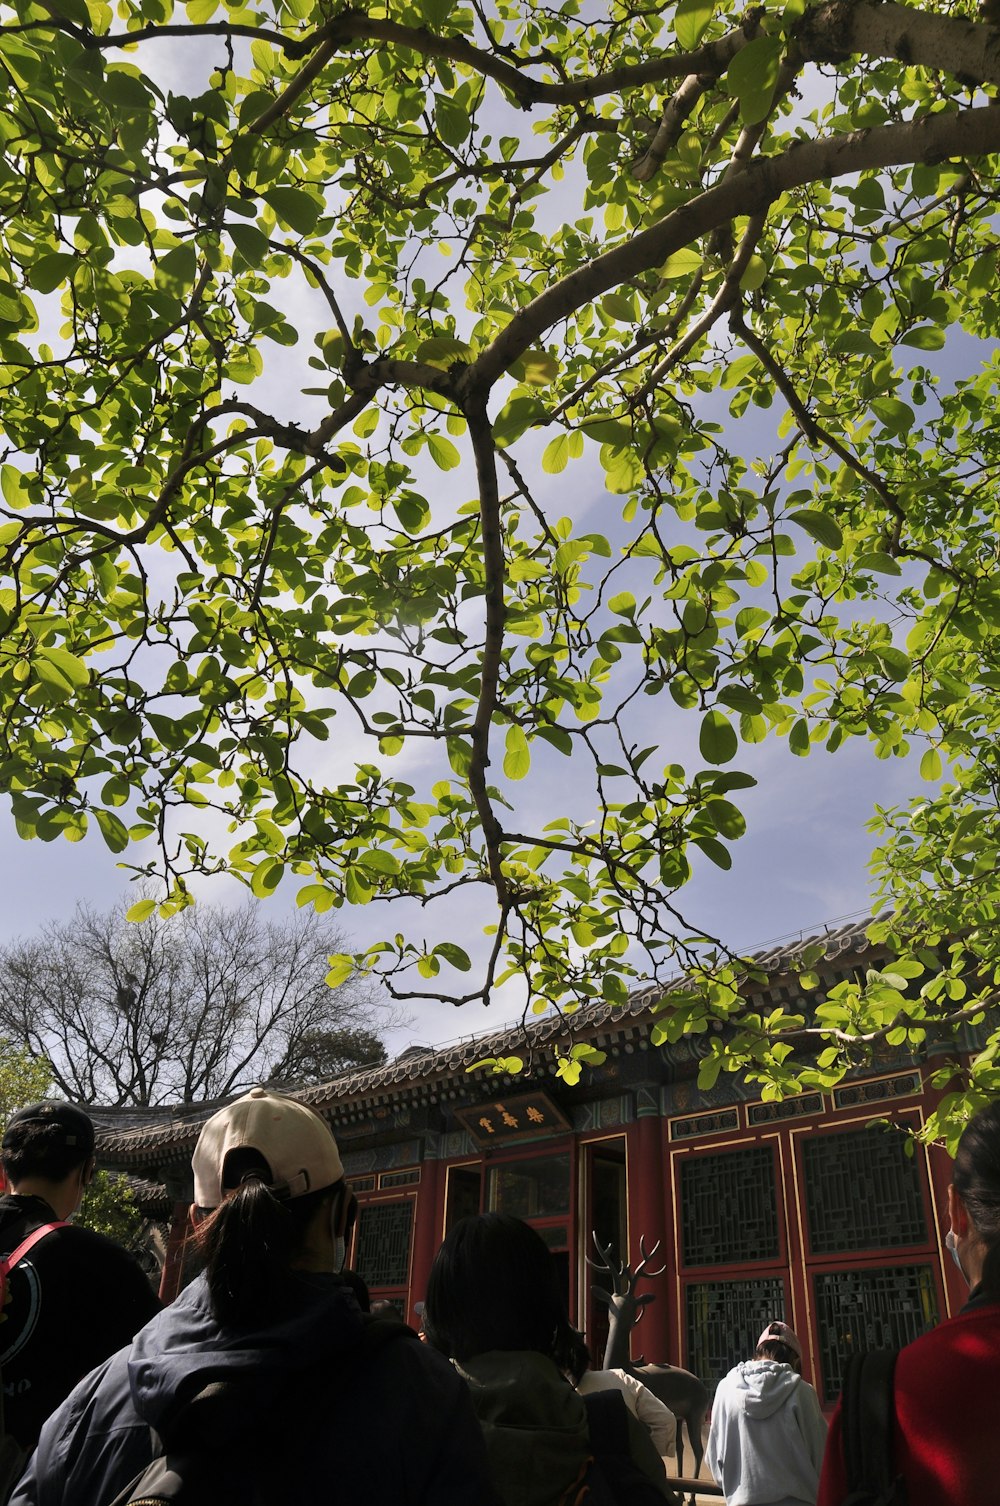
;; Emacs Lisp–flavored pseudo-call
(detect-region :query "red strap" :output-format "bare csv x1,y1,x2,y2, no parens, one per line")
0,1221,69,1279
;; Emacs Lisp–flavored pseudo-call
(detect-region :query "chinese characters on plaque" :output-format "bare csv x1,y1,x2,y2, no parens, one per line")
456,1093,569,1145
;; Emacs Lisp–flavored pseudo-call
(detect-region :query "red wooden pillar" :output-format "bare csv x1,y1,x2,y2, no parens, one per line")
626,1112,670,1362
408,1155,445,1319
159,1199,194,1304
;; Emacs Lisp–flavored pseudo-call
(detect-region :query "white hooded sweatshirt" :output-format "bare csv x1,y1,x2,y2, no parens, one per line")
706,1359,827,1506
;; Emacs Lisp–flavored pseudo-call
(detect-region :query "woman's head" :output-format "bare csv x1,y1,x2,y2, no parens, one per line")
191,1087,356,1325
753,1320,802,1372
950,1096,1000,1296
424,1212,574,1366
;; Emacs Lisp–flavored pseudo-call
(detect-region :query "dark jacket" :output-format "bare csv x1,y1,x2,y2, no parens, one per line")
12,1271,502,1506
0,1194,159,1452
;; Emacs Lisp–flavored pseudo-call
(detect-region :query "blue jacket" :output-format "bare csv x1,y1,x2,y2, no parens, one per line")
12,1272,501,1506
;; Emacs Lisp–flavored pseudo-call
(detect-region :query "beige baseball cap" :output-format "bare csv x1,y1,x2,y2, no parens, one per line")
192,1087,344,1208
757,1320,802,1360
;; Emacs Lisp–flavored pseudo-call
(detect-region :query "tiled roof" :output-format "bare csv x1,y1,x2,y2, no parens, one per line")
93,913,875,1163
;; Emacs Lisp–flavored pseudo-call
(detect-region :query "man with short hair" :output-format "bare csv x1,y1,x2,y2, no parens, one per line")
0,1101,159,1452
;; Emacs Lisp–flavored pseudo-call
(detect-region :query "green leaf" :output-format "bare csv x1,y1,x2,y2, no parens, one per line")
250,858,284,897
740,255,768,292
542,434,570,473
325,953,355,987
661,248,702,281
416,336,472,368
694,835,733,869
788,509,843,551
0,281,25,326
511,351,560,387
35,645,89,691
95,809,130,853
102,69,154,114
675,0,715,50
27,253,76,294
435,94,470,147
436,942,472,971
229,222,271,263
699,710,737,764
125,899,157,924
265,187,321,235
726,36,782,124
504,724,530,780
427,433,461,470
872,397,915,436
900,325,946,351
920,748,942,781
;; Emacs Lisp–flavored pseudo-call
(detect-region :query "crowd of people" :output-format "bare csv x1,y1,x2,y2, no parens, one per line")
0,1087,997,1506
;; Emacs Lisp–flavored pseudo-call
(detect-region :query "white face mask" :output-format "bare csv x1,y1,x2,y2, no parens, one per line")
946,1228,965,1279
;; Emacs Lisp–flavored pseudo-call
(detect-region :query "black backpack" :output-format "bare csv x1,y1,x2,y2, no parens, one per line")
0,1222,68,1506
576,1389,682,1506
107,1314,417,1506
840,1350,908,1506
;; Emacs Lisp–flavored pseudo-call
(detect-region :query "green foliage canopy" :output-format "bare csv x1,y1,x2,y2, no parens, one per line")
2,0,1000,1126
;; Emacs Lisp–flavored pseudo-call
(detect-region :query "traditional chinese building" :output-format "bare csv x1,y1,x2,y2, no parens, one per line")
92,917,970,1407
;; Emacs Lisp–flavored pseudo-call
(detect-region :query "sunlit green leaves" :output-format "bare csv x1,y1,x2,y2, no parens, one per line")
0,0,998,1121
726,36,782,124
504,724,531,780
675,0,715,50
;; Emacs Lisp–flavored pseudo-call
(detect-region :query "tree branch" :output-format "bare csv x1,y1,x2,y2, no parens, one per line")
463,102,1000,395
465,399,509,906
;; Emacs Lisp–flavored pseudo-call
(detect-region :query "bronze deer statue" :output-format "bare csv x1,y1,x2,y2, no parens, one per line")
589,1234,709,1497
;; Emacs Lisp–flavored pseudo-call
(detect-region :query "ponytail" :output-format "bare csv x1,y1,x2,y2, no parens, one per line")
194,1152,333,1326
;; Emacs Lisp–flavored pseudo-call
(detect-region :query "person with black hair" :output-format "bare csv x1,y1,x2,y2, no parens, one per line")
12,1088,500,1506
0,1102,159,1455
706,1321,826,1506
424,1212,672,1506
817,1096,1000,1506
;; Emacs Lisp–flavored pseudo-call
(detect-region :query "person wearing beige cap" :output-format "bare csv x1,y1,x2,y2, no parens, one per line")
706,1319,826,1506
12,1088,501,1506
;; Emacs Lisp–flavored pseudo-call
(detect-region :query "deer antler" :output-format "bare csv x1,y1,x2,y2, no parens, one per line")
586,1232,625,1278
633,1235,667,1282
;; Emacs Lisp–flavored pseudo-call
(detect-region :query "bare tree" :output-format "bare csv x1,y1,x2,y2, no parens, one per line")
0,902,392,1106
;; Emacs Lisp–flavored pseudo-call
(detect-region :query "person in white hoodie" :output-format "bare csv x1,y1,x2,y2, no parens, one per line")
706,1320,826,1506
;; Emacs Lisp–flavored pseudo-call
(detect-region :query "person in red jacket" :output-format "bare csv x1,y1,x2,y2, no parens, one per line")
816,1097,1000,1506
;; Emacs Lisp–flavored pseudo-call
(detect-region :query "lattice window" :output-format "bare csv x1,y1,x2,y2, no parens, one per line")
354,1200,413,1288
680,1146,779,1266
686,1277,787,1394
802,1126,927,1254
814,1264,939,1402
488,1154,571,1219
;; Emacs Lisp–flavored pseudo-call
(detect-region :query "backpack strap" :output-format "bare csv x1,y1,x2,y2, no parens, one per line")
842,1349,899,1501
582,1389,632,1460
0,1222,69,1285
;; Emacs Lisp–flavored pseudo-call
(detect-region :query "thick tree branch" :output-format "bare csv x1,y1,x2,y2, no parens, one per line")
465,400,509,906
463,103,1000,395
795,0,1000,87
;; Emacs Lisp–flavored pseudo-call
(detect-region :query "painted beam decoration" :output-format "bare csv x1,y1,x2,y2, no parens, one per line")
456,1093,570,1146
